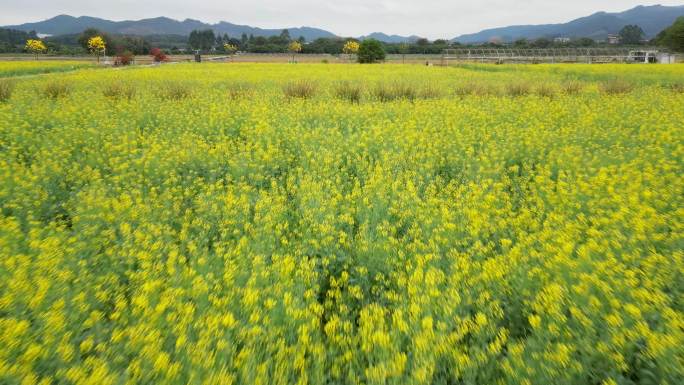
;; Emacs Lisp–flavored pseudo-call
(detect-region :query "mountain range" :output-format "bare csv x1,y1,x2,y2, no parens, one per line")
453,5,684,43
3,15,337,42
3,5,684,43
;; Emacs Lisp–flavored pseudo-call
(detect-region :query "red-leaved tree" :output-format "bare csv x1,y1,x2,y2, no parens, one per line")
150,48,168,63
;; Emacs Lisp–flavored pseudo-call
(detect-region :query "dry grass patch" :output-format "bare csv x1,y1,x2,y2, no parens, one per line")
562,81,584,95
283,80,318,99
667,83,684,93
373,82,419,102
103,81,136,100
535,83,558,98
0,79,15,102
506,82,532,97
454,82,500,97
158,81,194,100
334,81,363,103
226,82,255,99
418,83,443,99
599,79,634,95
42,80,71,99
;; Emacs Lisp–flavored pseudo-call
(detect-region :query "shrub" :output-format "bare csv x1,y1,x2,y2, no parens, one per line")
0,79,15,102
357,39,386,64
150,48,168,63
115,51,134,66
103,81,136,100
599,79,634,95
506,82,532,97
42,80,71,99
334,81,363,103
283,80,317,99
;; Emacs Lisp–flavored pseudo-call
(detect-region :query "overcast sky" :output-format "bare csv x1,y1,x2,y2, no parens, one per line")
0,1,682,38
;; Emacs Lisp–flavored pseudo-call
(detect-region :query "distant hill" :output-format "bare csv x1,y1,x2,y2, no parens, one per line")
3,15,338,42
359,33,422,43
453,5,684,43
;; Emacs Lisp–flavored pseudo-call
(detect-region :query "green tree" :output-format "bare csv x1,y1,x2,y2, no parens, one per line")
531,37,552,48
573,37,595,47
513,38,529,48
654,16,684,52
188,29,216,52
357,39,386,63
114,36,151,55
619,25,644,45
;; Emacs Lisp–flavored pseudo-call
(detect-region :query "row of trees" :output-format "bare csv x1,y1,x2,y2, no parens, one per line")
76,28,152,55
188,29,307,53
0,28,38,53
182,26,682,57
23,30,170,65
186,28,388,63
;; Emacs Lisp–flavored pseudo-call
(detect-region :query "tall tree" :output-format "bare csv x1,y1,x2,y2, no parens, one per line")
188,29,216,52
655,17,684,52
357,39,386,63
619,25,644,45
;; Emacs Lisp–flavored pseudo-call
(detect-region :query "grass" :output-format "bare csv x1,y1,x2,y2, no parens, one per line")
454,82,500,97
375,82,443,100
334,81,363,103
505,82,532,97
418,83,443,99
562,80,584,95
41,80,71,99
668,82,684,93
0,79,15,102
226,81,255,99
599,79,634,95
534,83,558,98
283,79,318,99
102,81,136,100
158,81,193,100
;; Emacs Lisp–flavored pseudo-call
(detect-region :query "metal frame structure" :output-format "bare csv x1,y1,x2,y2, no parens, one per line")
441,47,665,65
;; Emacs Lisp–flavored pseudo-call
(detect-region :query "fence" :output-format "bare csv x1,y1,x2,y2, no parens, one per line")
440,48,673,65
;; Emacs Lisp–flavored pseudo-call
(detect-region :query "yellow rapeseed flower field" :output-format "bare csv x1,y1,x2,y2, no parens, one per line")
0,62,683,384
